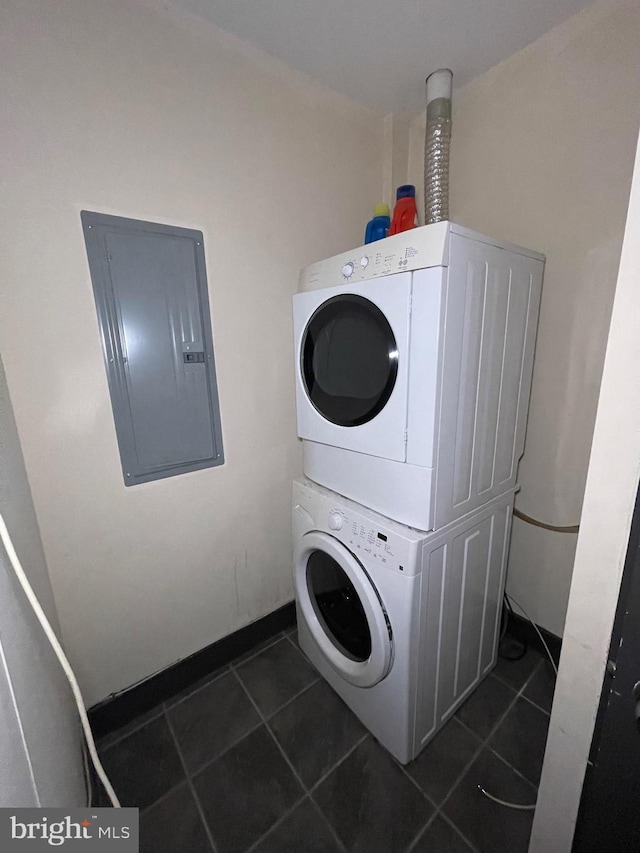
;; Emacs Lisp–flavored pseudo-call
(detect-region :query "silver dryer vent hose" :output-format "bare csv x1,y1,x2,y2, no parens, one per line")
424,68,453,224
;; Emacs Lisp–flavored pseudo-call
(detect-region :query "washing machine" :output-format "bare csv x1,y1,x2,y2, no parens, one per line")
292,477,515,764
293,221,544,530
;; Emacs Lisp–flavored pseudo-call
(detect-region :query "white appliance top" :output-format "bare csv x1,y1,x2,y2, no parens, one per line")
298,220,545,292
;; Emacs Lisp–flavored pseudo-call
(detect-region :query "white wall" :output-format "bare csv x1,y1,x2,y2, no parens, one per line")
530,115,640,853
0,0,382,705
0,354,85,806
409,0,640,635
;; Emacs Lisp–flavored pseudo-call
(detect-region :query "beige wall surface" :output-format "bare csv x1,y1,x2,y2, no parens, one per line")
0,0,382,705
409,0,640,635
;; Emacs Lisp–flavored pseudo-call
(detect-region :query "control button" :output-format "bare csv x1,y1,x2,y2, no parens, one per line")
328,512,344,531
360,255,369,268
341,262,354,279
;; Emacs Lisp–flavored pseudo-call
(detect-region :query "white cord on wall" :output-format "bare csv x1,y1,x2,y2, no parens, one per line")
0,512,120,808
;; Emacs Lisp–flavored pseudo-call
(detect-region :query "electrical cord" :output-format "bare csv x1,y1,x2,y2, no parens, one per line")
478,788,537,810
480,591,559,810
505,593,558,677
0,511,120,808
513,507,579,534
498,595,527,661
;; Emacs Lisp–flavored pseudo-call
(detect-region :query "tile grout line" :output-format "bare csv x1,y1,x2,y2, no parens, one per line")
163,665,231,712
166,664,321,795
455,663,550,790
430,662,543,844
229,632,287,671
397,732,484,853
436,808,484,853
483,742,542,792
391,756,444,851
306,732,370,795
403,809,439,853
98,705,166,753
230,667,351,853
187,717,265,777
241,793,307,853
242,793,309,853
282,630,299,650
164,709,220,853
102,629,295,750
162,627,293,714
237,671,322,723
165,629,305,717
454,714,540,792
518,691,552,718
137,776,190,817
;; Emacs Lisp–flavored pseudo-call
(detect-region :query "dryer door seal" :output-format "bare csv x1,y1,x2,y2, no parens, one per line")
301,294,398,427
294,531,392,687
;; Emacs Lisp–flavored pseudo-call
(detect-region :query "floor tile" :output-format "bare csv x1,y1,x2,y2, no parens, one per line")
250,798,342,853
443,747,536,853
140,781,212,853
231,633,284,667
270,679,366,787
455,675,515,740
99,714,184,809
411,815,474,853
314,737,433,853
488,696,550,785
164,665,230,709
97,704,165,751
194,725,304,853
168,671,261,774
405,717,482,805
523,659,556,714
235,637,318,717
286,630,300,649
493,646,541,691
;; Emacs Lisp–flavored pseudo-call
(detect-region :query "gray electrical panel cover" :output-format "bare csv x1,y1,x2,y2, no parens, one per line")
82,211,224,485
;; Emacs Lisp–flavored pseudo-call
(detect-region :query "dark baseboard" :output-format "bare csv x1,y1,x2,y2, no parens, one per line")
88,601,296,740
504,610,562,666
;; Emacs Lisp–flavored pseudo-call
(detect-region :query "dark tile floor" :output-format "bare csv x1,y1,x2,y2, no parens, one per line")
96,628,555,853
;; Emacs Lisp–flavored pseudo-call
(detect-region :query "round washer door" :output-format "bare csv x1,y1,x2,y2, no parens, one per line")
294,531,392,687
301,294,398,427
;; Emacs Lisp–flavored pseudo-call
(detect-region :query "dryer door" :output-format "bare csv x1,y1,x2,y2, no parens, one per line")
294,531,392,687
302,294,398,427
293,273,412,461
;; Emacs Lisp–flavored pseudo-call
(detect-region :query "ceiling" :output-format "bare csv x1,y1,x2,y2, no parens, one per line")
174,0,593,115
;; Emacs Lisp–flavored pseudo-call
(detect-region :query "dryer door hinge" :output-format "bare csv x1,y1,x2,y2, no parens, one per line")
403,428,408,444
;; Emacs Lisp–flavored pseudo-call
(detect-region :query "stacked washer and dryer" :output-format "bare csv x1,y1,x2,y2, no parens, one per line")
291,221,544,764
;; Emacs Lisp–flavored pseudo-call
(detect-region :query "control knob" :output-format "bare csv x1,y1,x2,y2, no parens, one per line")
341,262,354,279
328,512,344,531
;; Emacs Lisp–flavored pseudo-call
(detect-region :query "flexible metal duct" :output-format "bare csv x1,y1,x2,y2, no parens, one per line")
424,69,453,224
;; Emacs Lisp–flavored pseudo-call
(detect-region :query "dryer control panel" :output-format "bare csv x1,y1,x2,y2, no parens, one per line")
299,221,450,292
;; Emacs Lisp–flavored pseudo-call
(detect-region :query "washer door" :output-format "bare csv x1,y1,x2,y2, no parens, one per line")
301,294,398,427
294,531,392,687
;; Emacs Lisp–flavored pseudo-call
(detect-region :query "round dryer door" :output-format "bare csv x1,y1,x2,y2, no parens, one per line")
301,295,398,427
294,531,392,687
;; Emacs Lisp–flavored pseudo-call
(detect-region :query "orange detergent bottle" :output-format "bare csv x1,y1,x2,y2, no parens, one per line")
389,184,418,235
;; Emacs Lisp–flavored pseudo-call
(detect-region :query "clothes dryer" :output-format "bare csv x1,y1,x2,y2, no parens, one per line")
293,222,543,530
